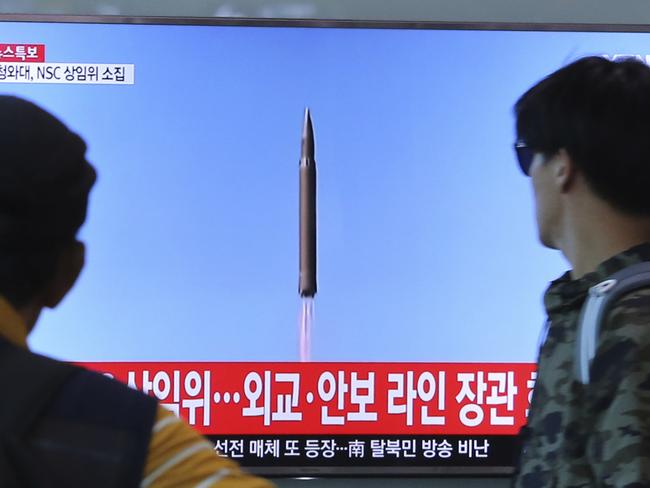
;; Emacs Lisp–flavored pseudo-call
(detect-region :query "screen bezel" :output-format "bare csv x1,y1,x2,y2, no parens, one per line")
1,12,650,32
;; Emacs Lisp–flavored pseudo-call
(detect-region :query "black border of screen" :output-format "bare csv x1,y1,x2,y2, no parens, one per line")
1,13,650,32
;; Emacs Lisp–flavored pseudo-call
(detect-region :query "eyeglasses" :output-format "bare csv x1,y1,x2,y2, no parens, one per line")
514,140,535,176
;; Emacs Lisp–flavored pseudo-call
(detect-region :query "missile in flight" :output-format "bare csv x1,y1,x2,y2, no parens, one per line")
299,108,317,298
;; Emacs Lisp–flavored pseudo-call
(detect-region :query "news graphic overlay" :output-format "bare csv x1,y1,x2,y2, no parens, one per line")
0,42,133,84
84,362,536,471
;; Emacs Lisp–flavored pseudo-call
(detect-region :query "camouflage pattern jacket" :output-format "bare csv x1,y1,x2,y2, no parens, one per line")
514,243,650,487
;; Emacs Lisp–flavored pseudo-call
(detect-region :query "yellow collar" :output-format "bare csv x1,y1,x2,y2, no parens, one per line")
0,296,28,349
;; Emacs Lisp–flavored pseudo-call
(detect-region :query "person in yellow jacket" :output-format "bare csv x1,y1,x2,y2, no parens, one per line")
0,95,273,488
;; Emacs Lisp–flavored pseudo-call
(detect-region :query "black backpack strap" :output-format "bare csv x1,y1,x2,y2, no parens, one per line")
575,261,650,384
0,340,76,436
0,339,157,488
0,339,77,487
34,370,158,488
32,368,158,488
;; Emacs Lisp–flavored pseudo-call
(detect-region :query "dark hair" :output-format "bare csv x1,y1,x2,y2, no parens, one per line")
515,56,650,215
0,95,96,308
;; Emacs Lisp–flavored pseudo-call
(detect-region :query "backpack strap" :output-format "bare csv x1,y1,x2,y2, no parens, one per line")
0,340,76,437
0,339,77,487
0,337,157,488
36,368,158,488
575,261,650,384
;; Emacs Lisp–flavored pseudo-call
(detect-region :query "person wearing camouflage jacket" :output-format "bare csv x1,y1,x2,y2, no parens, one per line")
512,56,650,486
516,244,650,486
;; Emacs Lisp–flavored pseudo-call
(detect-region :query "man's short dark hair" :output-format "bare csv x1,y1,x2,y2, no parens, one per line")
0,95,96,308
515,56,650,215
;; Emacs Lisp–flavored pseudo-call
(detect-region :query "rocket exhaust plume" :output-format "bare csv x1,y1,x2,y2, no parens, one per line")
299,108,317,361
300,297,314,362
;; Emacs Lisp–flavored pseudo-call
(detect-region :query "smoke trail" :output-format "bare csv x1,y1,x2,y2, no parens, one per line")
299,297,314,362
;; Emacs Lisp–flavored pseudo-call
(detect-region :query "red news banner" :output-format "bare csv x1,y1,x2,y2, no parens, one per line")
80,363,537,436
0,44,45,62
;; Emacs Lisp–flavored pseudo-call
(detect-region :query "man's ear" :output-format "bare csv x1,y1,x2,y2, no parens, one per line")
43,240,85,309
554,148,576,193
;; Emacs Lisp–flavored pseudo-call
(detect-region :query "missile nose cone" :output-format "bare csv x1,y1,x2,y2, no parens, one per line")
301,108,314,160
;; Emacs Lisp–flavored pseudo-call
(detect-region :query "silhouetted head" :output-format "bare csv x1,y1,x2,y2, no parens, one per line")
0,95,95,317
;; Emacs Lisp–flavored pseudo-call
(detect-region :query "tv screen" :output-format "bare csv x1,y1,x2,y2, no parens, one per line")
0,16,647,475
